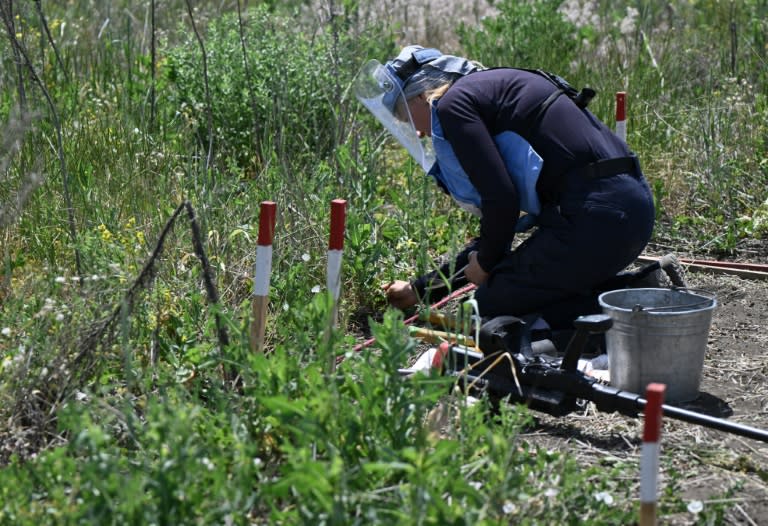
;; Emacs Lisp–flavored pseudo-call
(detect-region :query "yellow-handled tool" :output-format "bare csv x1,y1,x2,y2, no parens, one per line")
409,326,476,348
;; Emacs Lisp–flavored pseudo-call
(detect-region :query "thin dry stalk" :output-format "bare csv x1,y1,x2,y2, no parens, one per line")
32,0,69,82
235,0,260,143
184,0,214,172
149,0,157,129
0,0,27,110
69,200,234,395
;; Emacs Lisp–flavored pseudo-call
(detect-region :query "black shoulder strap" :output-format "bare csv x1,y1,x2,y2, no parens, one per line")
513,68,596,130
519,69,596,108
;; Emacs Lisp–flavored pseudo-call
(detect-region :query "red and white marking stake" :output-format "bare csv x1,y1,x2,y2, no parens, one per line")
640,382,666,526
325,199,346,372
250,201,277,353
327,199,347,307
615,91,627,143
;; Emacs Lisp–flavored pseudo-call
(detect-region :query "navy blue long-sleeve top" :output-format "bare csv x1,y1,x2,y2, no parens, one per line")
436,68,631,272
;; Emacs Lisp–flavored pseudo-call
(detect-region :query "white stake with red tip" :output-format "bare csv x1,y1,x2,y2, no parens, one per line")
616,91,627,143
327,199,347,307
325,199,346,372
640,382,666,526
250,201,277,353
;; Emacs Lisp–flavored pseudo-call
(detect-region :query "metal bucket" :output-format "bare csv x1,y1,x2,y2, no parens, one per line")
598,288,717,403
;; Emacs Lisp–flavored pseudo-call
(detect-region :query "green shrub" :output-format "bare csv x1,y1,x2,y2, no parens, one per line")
458,0,582,73
163,5,385,172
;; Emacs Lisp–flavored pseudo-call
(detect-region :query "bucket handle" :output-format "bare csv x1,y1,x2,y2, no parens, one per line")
630,288,716,313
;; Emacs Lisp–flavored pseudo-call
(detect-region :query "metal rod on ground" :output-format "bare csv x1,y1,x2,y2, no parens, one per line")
616,91,627,143
250,201,277,353
326,199,346,372
636,255,768,281
640,383,665,526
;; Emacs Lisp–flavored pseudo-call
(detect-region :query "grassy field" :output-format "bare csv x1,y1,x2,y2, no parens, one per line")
1,0,766,523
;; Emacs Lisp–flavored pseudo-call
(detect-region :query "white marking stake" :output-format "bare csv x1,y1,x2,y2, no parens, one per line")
325,199,346,373
327,199,346,306
640,383,666,526
616,91,627,143
250,201,276,353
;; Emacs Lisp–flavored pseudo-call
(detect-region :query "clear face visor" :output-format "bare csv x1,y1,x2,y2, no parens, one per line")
354,59,435,172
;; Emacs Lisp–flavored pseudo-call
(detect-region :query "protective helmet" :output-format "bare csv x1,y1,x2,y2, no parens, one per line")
354,45,481,172
380,45,442,114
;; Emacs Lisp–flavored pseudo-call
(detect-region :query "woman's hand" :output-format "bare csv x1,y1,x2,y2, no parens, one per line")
382,280,418,309
465,251,489,285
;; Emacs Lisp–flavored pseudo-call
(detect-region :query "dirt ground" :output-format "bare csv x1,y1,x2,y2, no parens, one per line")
520,241,768,525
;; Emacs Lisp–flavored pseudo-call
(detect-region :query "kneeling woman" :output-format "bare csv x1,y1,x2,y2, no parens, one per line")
355,45,655,328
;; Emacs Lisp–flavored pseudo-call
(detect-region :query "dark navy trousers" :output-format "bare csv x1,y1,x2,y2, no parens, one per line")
416,165,655,329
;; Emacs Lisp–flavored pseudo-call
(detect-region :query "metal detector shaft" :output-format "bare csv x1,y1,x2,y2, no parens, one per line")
588,382,768,443
659,403,768,443
457,363,768,444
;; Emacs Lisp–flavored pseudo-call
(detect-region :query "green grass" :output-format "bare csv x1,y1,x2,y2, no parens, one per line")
1,0,766,523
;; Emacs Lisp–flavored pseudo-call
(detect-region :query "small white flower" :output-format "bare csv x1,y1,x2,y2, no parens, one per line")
687,500,704,513
253,457,263,467
469,481,483,490
200,457,215,471
594,491,614,505
55,276,66,283
502,500,517,514
55,313,65,322
311,285,321,293
544,488,559,498
282,303,289,311
301,253,311,262
1,327,10,337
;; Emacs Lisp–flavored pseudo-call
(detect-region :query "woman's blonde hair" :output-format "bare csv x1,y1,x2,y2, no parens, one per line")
425,83,452,104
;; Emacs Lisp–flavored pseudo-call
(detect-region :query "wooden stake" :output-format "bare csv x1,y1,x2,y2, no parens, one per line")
640,383,666,526
250,201,276,353
325,199,346,372
327,199,346,324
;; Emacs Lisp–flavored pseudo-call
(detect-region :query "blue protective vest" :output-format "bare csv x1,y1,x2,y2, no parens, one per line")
428,106,543,232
